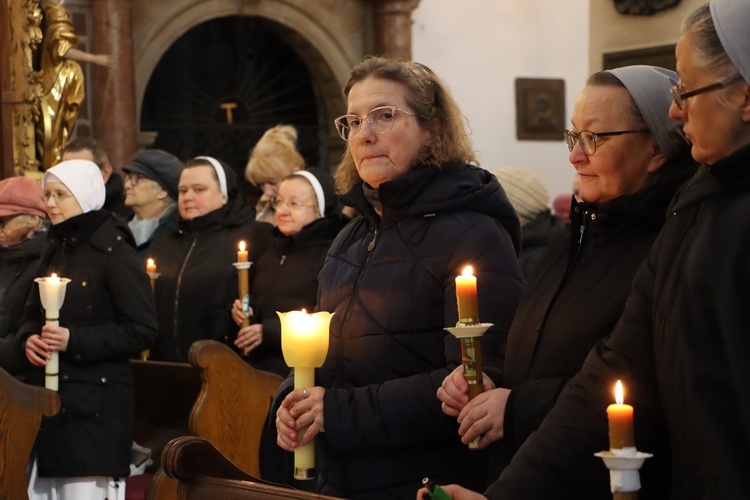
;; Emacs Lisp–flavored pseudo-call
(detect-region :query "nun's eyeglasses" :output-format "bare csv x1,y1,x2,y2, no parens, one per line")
41,190,73,203
563,129,649,155
670,75,743,110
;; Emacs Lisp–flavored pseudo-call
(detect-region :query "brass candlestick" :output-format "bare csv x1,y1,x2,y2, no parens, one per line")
444,322,493,449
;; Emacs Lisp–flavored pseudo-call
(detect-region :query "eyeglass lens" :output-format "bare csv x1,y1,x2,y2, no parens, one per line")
335,106,398,140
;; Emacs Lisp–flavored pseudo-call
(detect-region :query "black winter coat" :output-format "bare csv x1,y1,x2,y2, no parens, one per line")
677,143,750,500
0,233,46,376
246,216,347,377
300,163,525,499
150,198,271,362
17,211,157,477
517,210,565,280
487,148,750,500
494,164,695,474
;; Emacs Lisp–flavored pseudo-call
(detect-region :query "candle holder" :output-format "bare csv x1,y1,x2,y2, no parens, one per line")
444,322,493,449
279,310,333,480
595,448,653,499
35,275,71,391
232,261,253,355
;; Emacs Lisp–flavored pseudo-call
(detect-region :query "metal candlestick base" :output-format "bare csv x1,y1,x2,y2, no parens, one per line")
595,447,653,496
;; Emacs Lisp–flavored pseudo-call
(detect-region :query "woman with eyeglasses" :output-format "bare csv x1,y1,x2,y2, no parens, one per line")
148,156,271,362
272,56,524,498
428,65,696,500
19,160,157,500
245,125,306,225
425,1,750,499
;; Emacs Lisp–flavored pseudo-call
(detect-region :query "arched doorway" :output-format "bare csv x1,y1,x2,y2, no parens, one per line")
140,16,320,178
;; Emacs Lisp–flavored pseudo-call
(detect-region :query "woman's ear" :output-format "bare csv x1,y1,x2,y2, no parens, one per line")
646,142,668,174
739,82,750,122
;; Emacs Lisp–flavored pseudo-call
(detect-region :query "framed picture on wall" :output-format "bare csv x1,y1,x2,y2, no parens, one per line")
602,44,676,71
515,78,565,141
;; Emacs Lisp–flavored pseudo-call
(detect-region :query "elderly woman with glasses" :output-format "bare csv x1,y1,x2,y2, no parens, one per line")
272,56,524,498
19,160,157,500
430,65,696,499
423,1,750,499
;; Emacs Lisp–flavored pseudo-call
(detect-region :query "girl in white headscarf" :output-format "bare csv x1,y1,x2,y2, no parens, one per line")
20,159,157,500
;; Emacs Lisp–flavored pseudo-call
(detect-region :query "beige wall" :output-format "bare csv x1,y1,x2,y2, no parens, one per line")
589,0,704,73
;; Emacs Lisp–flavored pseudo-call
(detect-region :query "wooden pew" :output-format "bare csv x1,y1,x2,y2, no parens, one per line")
145,340,285,499
160,436,344,500
131,359,201,471
0,367,60,500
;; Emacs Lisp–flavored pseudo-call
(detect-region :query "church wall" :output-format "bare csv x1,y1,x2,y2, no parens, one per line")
412,0,590,200
589,0,704,73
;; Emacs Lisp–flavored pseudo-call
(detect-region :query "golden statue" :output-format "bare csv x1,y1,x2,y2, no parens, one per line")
34,1,114,171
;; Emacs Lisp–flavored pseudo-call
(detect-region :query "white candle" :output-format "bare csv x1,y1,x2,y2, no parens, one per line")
278,309,333,479
35,273,71,392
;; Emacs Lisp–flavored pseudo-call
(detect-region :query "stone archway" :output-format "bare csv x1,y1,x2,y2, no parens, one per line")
131,0,364,171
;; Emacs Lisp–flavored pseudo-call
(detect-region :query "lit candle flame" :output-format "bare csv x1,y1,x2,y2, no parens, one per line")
615,380,624,405
147,258,155,267
462,265,473,277
239,241,246,252
48,273,60,284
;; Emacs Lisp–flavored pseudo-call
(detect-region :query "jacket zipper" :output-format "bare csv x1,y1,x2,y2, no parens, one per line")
173,233,198,357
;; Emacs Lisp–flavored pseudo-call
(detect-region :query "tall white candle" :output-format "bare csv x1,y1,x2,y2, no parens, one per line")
35,274,71,392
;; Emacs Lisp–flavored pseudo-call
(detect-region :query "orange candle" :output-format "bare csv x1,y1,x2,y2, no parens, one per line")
455,265,479,325
607,380,635,449
238,241,248,263
146,258,157,274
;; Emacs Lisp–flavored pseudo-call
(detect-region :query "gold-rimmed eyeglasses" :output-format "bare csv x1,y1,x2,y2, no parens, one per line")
41,190,73,203
563,129,650,156
670,75,743,110
334,106,417,141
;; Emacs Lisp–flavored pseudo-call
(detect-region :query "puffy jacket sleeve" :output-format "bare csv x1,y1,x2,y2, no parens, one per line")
486,241,669,500
323,215,524,452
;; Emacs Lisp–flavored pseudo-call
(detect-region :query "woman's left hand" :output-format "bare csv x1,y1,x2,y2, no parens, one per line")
234,324,263,352
40,324,70,352
276,387,325,450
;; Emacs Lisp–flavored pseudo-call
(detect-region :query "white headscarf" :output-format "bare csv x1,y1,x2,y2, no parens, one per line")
195,156,228,198
711,0,750,84
292,170,325,218
42,159,106,213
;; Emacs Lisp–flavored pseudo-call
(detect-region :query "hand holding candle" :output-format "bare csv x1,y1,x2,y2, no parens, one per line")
34,273,71,391
279,309,333,480
607,380,635,450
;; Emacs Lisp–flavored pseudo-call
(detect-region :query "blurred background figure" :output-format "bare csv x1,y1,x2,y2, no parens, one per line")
150,156,271,362
232,167,346,377
0,177,48,378
62,137,130,218
491,166,564,279
245,125,305,225
121,149,182,257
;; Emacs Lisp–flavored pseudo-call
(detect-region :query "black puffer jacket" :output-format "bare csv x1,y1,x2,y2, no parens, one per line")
492,163,695,476
150,197,271,362
17,211,157,477
301,163,525,498
517,210,565,279
0,233,46,376
246,215,347,376
487,146,750,500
